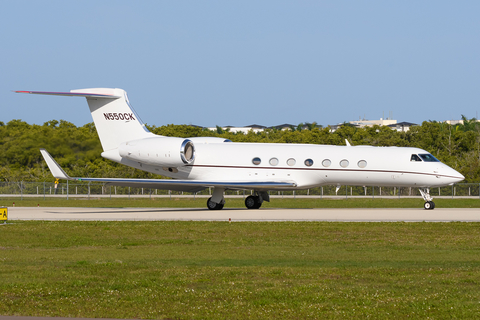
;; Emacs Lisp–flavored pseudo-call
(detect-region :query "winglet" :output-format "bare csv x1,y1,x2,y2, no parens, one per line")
39,149,73,180
345,139,352,147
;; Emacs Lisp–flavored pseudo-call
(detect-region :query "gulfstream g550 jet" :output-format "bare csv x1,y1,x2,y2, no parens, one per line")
16,88,464,210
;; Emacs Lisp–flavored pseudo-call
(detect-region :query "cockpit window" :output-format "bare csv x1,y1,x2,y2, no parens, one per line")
419,154,440,162
411,154,422,162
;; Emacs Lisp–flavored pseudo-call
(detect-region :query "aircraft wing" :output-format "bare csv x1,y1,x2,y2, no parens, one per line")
40,149,297,192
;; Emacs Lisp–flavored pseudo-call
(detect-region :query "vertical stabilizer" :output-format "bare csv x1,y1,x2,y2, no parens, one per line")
71,88,154,151
16,88,155,152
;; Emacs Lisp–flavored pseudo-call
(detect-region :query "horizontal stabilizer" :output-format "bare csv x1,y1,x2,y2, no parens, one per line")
15,90,120,99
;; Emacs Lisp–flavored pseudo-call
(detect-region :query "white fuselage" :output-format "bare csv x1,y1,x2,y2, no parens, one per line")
105,141,464,189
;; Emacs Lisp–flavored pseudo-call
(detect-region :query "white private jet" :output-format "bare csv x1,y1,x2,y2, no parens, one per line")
17,88,464,210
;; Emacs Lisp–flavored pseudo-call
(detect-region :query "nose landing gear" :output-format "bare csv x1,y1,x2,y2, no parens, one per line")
424,200,435,210
419,188,435,210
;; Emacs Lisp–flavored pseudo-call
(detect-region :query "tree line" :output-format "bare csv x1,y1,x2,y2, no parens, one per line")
1,116,479,182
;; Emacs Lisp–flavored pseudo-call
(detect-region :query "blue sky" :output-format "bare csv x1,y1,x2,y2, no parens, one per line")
2,1,480,128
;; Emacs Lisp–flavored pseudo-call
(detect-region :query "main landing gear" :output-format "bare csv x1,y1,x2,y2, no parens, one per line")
419,188,435,210
245,195,262,209
207,187,225,210
207,197,224,210
245,191,269,209
207,188,270,210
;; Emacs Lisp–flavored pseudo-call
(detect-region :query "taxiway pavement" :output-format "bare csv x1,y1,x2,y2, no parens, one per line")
4,206,480,222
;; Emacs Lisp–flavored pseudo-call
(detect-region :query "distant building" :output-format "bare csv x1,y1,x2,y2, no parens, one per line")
205,118,419,134
444,120,464,125
270,123,295,130
206,124,266,133
329,118,417,132
328,123,360,132
387,121,417,132
349,118,397,127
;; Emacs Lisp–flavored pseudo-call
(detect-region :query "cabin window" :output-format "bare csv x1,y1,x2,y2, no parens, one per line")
287,158,296,166
357,160,367,168
252,157,261,165
419,154,440,162
269,158,279,166
340,159,349,168
322,159,331,167
304,159,314,167
411,154,422,162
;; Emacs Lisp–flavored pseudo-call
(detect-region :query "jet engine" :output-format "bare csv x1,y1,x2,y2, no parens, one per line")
118,137,195,167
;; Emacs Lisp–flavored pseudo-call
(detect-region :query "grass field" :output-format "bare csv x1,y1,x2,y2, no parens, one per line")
2,221,480,319
1,196,480,208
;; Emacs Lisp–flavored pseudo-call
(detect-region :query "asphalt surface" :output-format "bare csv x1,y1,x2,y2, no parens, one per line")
4,206,480,222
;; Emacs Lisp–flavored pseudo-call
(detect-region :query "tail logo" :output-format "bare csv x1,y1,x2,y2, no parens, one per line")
103,112,136,121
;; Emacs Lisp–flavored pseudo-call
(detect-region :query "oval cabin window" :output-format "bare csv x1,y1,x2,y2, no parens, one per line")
340,159,349,168
357,160,367,168
322,159,331,167
287,158,296,166
269,158,279,166
304,159,314,167
252,157,261,165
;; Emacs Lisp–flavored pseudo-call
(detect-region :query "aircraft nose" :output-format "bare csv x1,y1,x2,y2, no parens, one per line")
448,168,464,183
455,171,465,182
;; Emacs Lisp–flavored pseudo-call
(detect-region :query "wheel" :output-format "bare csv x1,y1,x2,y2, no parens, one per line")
424,201,435,210
245,195,261,209
207,197,224,210
245,196,256,209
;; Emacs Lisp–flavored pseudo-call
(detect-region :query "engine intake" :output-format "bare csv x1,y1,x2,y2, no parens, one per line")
180,139,195,164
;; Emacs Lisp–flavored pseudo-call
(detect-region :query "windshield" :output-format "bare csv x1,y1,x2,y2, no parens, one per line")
410,154,422,162
419,154,440,162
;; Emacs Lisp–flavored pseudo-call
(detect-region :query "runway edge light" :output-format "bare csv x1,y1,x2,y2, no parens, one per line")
0,207,7,224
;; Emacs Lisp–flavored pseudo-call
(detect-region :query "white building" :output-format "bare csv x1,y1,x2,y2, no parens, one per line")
329,118,417,132
349,118,397,127
387,121,418,132
206,124,266,134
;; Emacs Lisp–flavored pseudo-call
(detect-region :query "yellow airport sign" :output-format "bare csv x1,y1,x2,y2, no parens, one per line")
0,207,7,221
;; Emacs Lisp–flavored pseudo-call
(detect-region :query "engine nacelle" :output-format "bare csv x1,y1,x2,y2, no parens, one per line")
118,137,195,167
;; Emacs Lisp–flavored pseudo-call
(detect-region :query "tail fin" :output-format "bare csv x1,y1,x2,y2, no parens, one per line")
16,88,154,151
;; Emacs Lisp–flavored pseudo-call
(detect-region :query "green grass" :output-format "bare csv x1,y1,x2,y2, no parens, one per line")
1,221,480,319
1,196,480,208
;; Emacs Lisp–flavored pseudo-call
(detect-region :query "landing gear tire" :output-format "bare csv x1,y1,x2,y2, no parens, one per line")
245,195,262,209
207,197,224,210
419,188,436,210
424,201,435,210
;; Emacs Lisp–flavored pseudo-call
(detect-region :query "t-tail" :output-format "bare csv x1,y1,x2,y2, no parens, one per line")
16,88,154,152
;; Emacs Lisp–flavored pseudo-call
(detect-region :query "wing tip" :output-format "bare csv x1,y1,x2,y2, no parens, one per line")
39,149,72,180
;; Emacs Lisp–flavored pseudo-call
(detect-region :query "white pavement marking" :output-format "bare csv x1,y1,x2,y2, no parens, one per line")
5,207,480,222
